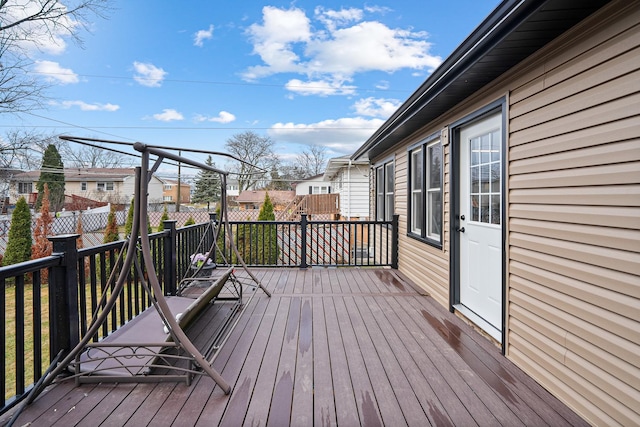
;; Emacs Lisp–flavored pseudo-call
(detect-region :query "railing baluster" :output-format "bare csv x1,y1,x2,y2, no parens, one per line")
15,274,25,396
0,276,5,402
33,270,42,382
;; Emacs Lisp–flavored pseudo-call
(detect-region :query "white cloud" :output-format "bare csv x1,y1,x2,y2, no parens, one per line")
314,6,362,31
285,79,356,96
133,62,167,87
152,109,183,121
269,117,384,154
242,6,311,80
242,6,442,89
57,100,119,111
33,61,78,84
352,97,400,118
194,111,236,123
194,24,214,47
375,80,390,90
3,1,75,55
306,22,440,75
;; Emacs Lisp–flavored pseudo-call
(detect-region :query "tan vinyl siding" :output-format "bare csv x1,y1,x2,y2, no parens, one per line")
368,3,638,424
390,136,451,307
506,2,640,425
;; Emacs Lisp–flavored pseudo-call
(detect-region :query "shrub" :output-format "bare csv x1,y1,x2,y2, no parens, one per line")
124,199,152,236
157,205,169,232
32,184,54,261
4,197,33,266
256,192,278,264
103,205,119,243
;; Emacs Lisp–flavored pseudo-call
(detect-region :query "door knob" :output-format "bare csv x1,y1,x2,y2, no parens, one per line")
456,226,465,233
460,215,465,221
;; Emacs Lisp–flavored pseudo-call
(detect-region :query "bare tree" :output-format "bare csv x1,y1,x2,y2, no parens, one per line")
296,144,328,178
0,0,111,114
60,142,133,168
0,129,59,170
225,131,278,191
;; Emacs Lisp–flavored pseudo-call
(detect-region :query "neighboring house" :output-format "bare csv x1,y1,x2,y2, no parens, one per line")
352,1,639,426
293,174,330,196
235,190,295,211
226,178,240,197
0,167,22,201
323,155,369,220
161,179,191,204
10,168,165,206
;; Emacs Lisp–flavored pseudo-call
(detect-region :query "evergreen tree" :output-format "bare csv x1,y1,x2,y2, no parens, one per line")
4,197,32,266
36,144,65,212
124,199,134,237
157,205,170,232
76,212,90,278
32,184,54,262
256,192,278,264
258,192,276,221
103,205,119,243
184,216,195,226
124,199,152,236
192,155,221,206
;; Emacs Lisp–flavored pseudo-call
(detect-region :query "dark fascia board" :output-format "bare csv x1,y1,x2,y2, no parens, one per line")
352,0,610,161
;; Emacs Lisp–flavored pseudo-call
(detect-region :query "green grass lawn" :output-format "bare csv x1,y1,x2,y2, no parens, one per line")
4,271,151,401
4,282,50,401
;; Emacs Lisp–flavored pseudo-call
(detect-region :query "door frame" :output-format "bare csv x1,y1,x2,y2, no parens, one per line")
449,97,507,350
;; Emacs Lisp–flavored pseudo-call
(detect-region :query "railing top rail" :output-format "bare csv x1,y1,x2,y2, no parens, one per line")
0,255,62,279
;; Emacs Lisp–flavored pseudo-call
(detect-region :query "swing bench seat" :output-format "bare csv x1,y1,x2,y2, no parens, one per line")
73,267,237,385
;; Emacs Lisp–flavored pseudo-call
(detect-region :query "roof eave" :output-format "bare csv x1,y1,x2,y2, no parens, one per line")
351,0,610,161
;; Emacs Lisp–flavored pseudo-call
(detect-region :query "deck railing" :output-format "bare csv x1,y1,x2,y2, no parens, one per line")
0,215,397,414
218,214,398,268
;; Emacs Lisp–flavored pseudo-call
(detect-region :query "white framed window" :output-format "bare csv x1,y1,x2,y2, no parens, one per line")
96,181,114,191
375,159,394,221
18,182,33,194
81,182,87,191
408,135,443,246
410,148,423,234
312,185,330,194
163,195,173,202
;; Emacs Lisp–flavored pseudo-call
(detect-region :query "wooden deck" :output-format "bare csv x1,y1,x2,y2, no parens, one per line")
2,268,588,426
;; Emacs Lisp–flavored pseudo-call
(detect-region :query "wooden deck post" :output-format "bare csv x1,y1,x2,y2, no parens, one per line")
300,214,308,269
391,214,399,269
163,220,178,295
48,234,80,361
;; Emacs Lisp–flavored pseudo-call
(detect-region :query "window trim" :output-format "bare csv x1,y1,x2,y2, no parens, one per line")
18,182,33,194
374,157,394,221
96,181,114,191
407,132,443,248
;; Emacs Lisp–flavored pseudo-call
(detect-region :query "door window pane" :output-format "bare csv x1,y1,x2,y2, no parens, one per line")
491,194,501,225
469,129,501,225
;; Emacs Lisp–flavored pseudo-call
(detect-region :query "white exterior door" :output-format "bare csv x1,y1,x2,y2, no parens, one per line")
458,113,503,333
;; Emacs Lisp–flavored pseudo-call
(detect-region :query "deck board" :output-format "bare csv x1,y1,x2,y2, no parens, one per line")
1,267,590,427
311,296,338,427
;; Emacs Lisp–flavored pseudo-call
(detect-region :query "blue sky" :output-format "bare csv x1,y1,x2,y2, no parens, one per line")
4,0,500,174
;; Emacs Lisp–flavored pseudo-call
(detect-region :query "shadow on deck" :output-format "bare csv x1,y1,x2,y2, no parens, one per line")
1,268,587,426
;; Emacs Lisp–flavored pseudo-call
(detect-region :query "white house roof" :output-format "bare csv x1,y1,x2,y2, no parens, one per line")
323,155,369,181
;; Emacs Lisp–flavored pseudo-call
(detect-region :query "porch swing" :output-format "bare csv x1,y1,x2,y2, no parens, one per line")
16,137,271,403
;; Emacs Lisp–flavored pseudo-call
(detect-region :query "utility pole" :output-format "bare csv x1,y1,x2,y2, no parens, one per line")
176,150,181,213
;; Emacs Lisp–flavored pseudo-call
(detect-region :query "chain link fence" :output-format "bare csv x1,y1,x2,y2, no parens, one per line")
0,207,317,254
